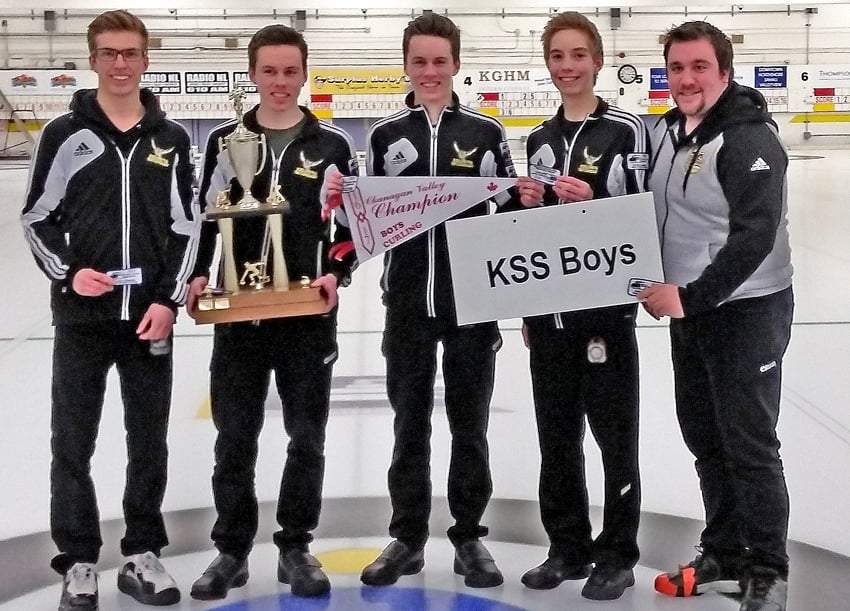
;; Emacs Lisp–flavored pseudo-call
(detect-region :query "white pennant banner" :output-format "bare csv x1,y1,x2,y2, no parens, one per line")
342,176,516,262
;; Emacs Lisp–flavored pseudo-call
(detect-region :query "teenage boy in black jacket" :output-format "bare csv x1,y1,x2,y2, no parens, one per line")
187,24,357,601
330,13,533,590
513,11,649,602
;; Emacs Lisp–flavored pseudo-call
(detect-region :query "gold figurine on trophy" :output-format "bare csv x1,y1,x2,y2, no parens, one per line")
193,88,326,324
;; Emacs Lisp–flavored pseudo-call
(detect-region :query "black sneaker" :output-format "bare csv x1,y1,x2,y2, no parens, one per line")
453,540,503,588
581,564,635,600
360,540,425,586
739,567,787,611
190,553,249,600
655,551,741,597
521,556,591,590
277,549,331,597
59,563,98,611
117,551,181,606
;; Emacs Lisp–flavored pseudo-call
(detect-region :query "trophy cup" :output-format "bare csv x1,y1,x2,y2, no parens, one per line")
193,88,326,324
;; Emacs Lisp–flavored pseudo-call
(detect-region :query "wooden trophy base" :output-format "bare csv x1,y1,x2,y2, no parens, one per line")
192,282,326,324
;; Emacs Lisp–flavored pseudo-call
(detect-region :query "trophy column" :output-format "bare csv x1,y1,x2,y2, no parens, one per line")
267,214,290,289
217,217,240,293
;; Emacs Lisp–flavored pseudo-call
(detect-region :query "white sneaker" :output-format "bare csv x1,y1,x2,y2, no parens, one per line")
117,551,181,606
59,562,98,611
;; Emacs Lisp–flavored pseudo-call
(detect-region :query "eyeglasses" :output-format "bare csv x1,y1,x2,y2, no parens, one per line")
93,47,146,62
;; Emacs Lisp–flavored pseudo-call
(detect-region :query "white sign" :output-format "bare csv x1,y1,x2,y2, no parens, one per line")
142,72,182,94
342,176,515,262
445,192,664,325
184,71,230,94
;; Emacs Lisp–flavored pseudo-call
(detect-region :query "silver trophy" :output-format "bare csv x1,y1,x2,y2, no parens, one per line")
207,88,289,297
216,89,274,210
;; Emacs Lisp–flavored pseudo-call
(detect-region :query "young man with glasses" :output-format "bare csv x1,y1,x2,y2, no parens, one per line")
21,9,198,611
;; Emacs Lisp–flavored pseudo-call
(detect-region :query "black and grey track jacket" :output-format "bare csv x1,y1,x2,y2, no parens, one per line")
367,91,519,320
648,82,792,316
21,88,199,325
525,97,650,328
194,105,358,287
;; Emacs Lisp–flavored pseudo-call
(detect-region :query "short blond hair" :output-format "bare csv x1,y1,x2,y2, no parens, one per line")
87,10,148,55
541,12,603,61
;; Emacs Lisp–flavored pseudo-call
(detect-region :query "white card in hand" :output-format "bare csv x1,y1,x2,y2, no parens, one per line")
627,277,662,297
529,164,560,185
106,267,143,286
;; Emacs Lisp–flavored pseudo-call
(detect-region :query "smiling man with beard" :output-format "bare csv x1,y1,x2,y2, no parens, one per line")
642,21,793,611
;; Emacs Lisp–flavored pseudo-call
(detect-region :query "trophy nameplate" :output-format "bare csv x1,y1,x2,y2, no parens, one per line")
192,88,326,324
193,277,324,324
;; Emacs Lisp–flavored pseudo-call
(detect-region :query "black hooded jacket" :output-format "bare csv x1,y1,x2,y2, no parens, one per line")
21,88,199,324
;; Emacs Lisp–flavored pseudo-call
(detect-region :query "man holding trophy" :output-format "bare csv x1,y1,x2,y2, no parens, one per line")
187,24,358,600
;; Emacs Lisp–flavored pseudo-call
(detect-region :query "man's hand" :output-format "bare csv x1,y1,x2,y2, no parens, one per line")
186,276,209,316
72,268,115,297
517,176,545,208
553,175,594,203
322,170,344,221
136,303,176,340
312,273,339,313
638,283,685,319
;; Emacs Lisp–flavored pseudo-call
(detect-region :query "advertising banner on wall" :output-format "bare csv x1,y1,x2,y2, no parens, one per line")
2,70,96,94
310,68,408,95
141,72,182,95
184,71,230,94
6,62,850,126
232,72,257,94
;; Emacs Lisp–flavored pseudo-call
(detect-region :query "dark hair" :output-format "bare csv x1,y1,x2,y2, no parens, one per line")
540,11,603,61
662,21,733,76
87,10,148,55
402,13,461,63
248,24,308,72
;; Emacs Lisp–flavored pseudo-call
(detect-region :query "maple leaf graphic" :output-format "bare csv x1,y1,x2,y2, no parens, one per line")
487,182,498,192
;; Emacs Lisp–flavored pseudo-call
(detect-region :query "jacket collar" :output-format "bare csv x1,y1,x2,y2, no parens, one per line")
551,95,607,129
70,87,164,137
404,90,461,113
241,104,321,137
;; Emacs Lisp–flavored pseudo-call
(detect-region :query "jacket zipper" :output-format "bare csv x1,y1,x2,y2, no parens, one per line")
425,112,445,318
119,140,141,321
555,114,590,329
